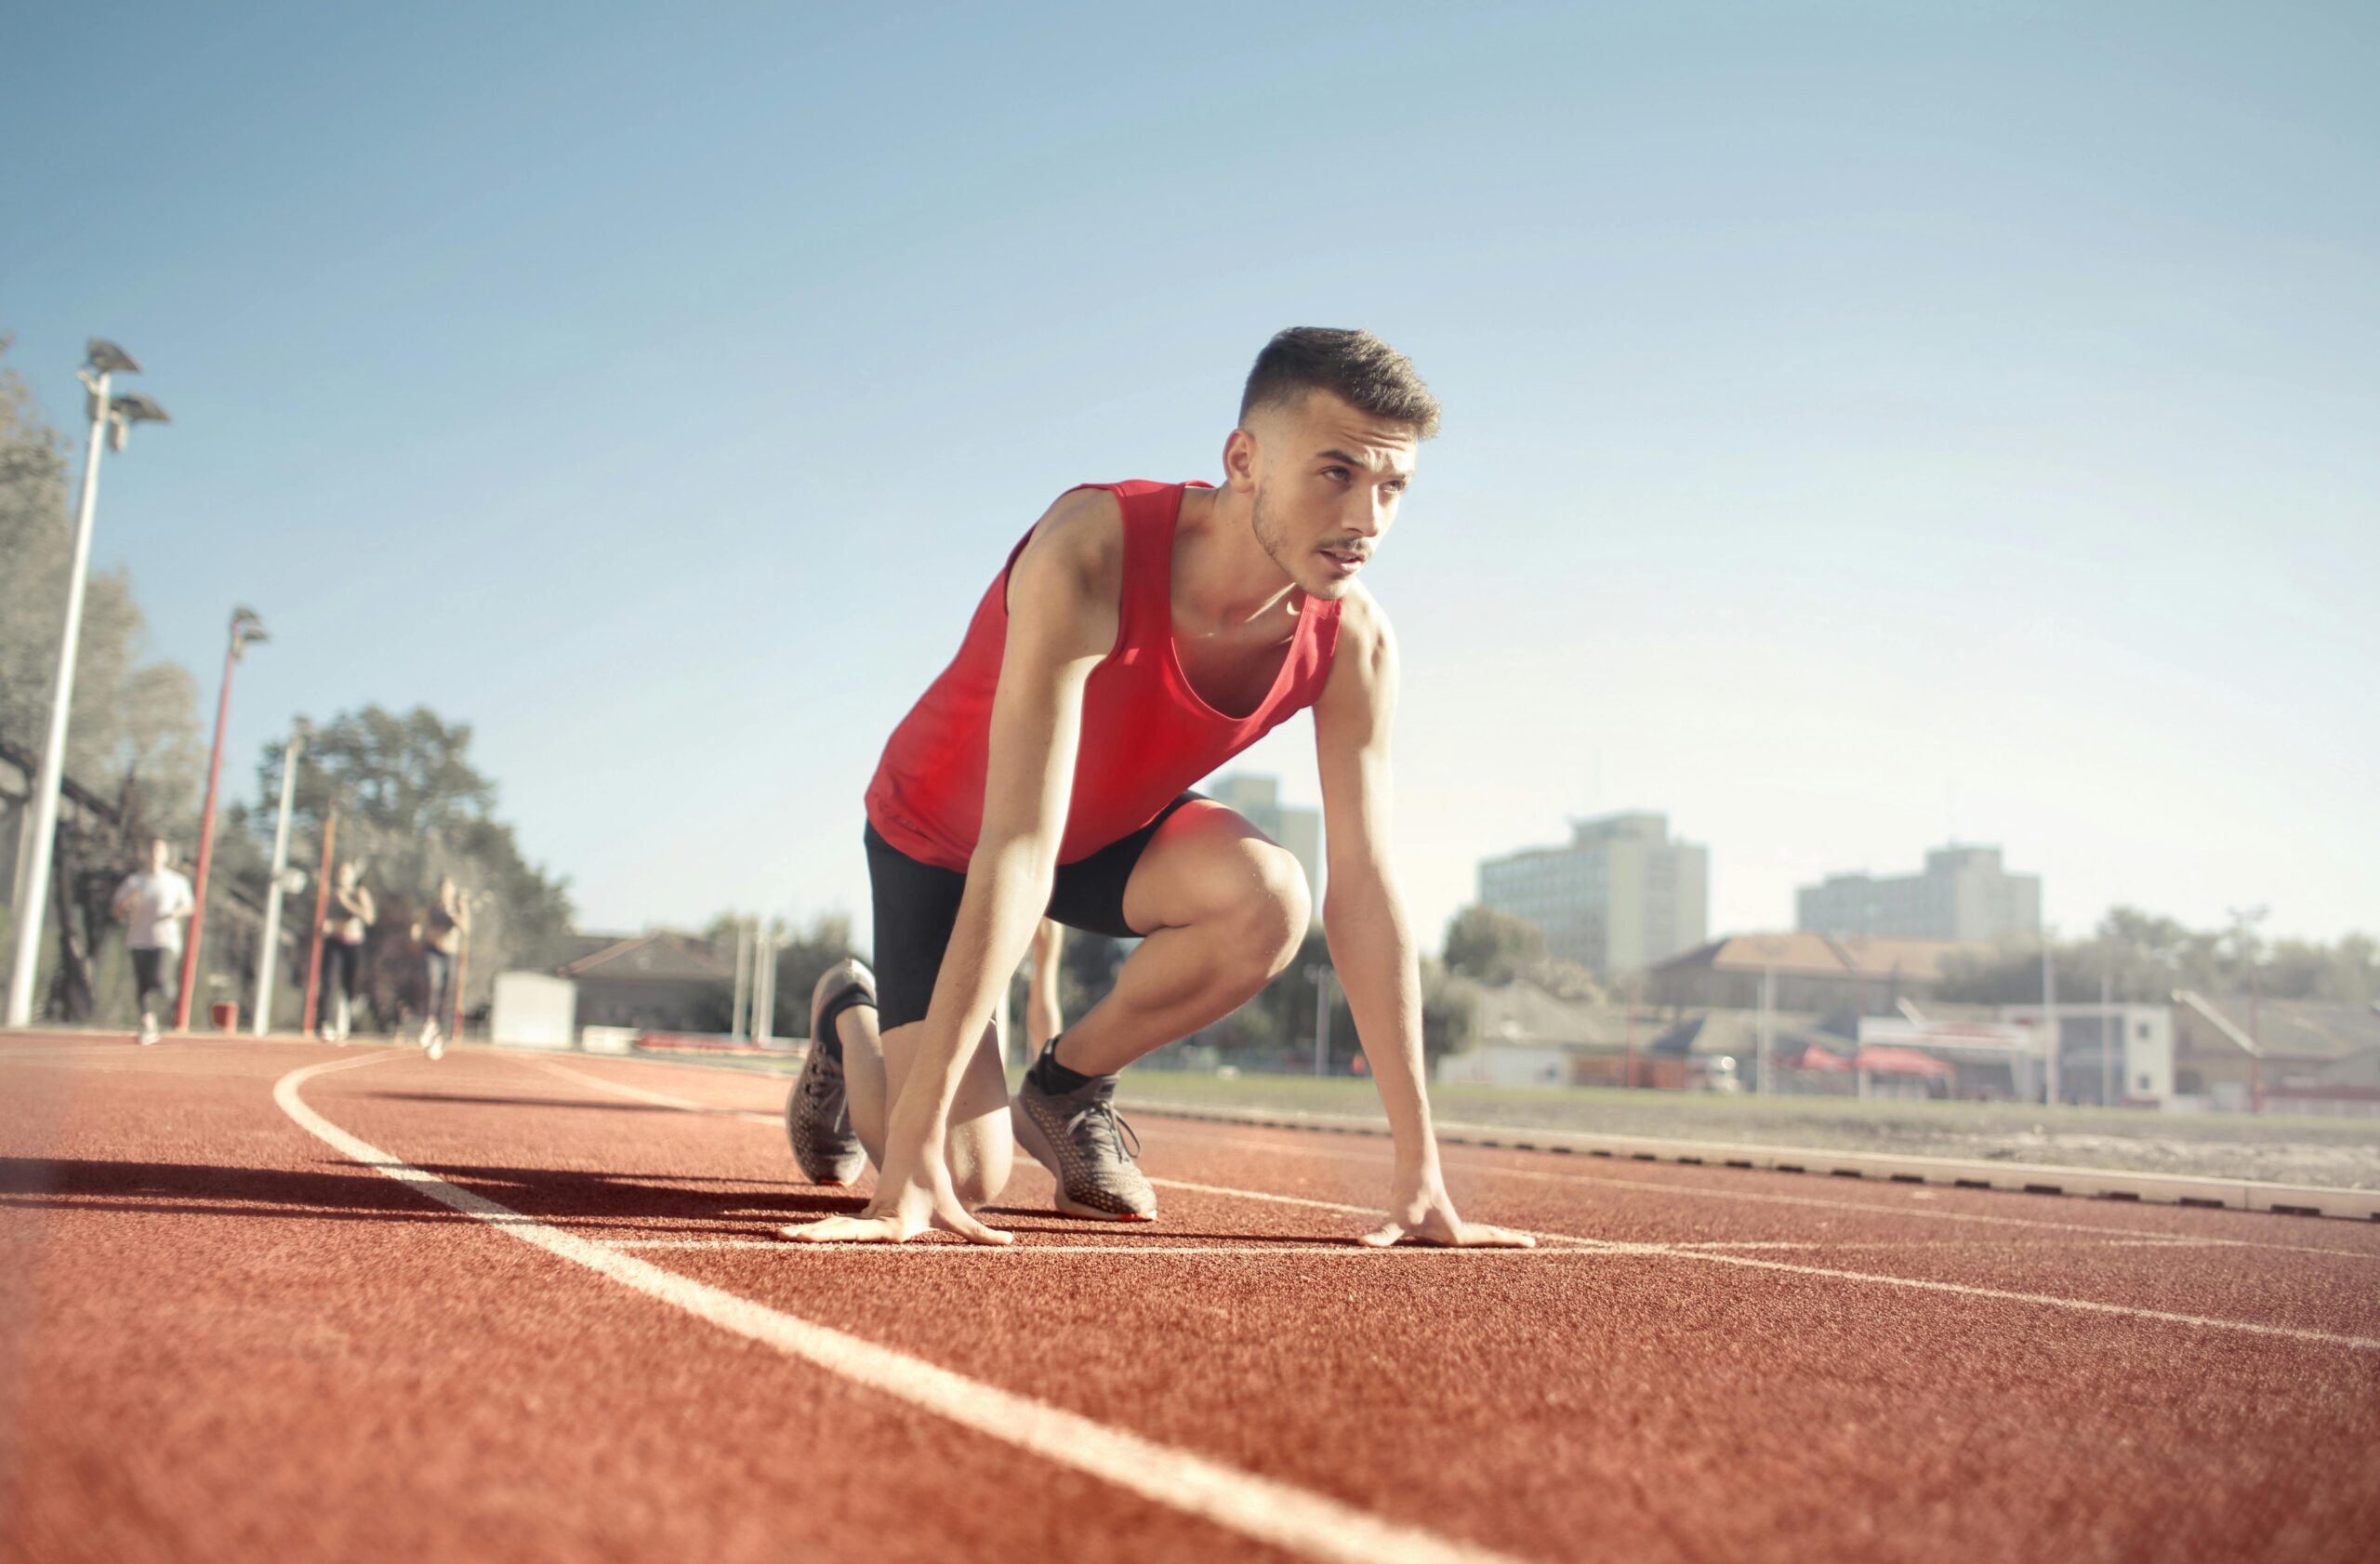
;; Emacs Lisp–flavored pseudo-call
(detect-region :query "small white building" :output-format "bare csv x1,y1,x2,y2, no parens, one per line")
1435,1043,1570,1089
1997,1001,2175,1107
491,973,578,1050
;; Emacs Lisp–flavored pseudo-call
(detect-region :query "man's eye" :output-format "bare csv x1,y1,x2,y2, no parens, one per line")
1321,467,1349,482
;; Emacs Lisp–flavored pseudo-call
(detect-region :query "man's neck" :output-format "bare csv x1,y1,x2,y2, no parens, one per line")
1171,484,1299,636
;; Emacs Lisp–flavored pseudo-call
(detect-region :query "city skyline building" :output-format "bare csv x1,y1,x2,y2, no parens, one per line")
1477,811,1710,976
1797,843,2043,944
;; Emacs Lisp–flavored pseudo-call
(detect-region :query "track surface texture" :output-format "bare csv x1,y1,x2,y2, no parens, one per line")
5,1031,2376,1564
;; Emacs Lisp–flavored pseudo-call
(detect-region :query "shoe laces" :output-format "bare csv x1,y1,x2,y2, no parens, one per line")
1069,1100,1141,1164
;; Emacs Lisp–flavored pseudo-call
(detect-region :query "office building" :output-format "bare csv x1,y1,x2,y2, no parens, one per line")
1797,844,2041,944
1477,812,1708,975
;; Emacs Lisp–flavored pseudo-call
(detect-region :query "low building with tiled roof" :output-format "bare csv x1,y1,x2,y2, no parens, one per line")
558,931,738,1032
1649,930,1986,1014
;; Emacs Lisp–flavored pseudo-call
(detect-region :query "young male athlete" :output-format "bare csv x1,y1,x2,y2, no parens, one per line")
787,327,1528,1251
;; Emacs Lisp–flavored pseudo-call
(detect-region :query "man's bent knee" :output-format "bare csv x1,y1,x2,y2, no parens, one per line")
1225,844,1310,987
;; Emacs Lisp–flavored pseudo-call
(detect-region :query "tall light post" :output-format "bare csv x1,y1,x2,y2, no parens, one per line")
753,921,778,1045
730,915,752,1040
1305,962,1334,1076
2228,905,2268,1114
2042,924,2059,1107
251,720,311,1035
1757,961,1777,1096
174,606,269,1031
5,341,170,1027
2100,935,2116,1108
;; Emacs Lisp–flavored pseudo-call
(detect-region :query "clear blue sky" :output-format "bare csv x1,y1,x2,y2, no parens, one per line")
5,2,2373,949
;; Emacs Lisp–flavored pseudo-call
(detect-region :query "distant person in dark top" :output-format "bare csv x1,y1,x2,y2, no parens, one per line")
319,859,376,1043
410,878,469,1061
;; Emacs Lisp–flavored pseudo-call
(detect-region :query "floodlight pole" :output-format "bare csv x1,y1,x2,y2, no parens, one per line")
730,917,752,1040
252,726,306,1034
1307,963,1333,1076
175,608,267,1031
754,922,776,1046
2041,930,2059,1107
300,807,338,1035
6,353,132,1027
1757,963,1776,1095
451,897,476,1040
2100,945,2115,1107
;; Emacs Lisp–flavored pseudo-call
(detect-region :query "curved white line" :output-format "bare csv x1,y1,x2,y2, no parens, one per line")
272,1054,1528,1564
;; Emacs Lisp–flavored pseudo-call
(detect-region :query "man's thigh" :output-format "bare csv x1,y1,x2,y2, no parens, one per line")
1117,801,1308,935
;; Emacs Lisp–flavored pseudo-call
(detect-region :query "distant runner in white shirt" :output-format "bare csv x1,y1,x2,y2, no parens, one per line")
111,838,194,1045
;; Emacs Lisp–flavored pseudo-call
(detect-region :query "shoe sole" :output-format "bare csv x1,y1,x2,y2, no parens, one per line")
787,962,871,1186
782,1075,866,1186
1009,1098,1157,1223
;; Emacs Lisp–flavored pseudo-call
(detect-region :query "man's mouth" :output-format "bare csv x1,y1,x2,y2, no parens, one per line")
1320,547,1367,577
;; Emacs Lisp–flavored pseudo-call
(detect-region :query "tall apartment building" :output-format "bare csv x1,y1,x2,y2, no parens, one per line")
1477,812,1709,975
1796,843,2042,944
1206,774,1323,921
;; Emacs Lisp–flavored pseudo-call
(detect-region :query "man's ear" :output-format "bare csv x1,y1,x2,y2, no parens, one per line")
1221,424,1260,494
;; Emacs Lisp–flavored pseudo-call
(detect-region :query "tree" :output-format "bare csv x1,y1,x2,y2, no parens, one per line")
1933,908,2379,1008
250,705,572,1030
768,914,861,1037
1215,929,1478,1067
1442,904,1547,985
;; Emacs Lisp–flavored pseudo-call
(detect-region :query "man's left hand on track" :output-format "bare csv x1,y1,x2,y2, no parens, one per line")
779,1160,1013,1247
1359,1173,1536,1249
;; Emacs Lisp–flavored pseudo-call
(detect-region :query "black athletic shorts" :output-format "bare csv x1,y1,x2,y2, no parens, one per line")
866,792,1203,1030
129,948,168,1005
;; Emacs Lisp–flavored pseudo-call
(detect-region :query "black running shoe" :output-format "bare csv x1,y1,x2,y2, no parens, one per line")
1010,1042,1156,1221
787,959,872,1186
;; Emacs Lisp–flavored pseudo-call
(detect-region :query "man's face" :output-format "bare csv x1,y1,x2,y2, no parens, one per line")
148,840,169,872
1232,391,1419,602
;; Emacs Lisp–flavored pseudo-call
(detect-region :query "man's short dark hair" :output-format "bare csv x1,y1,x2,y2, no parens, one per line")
1238,327,1440,439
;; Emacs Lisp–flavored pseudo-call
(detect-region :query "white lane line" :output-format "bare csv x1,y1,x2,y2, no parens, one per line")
1144,1178,2380,1351
274,1055,1526,1564
593,1236,2208,1257
532,1057,2378,1259
530,1056,784,1127
515,1054,2380,1348
602,1239,1565,1255
1157,1121,2380,1261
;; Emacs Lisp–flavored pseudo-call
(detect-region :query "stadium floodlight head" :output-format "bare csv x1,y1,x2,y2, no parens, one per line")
105,391,171,451
230,605,269,659
85,338,143,377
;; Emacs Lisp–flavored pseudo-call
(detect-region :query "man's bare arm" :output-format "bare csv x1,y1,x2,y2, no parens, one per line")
1314,592,1530,1249
788,491,1121,1245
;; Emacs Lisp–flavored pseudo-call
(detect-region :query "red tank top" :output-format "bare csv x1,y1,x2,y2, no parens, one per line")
866,481,1343,870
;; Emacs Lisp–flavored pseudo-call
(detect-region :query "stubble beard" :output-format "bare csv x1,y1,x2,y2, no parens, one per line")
1250,485,1342,600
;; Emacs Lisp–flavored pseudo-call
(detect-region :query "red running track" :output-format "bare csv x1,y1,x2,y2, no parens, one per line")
4,1031,2377,1564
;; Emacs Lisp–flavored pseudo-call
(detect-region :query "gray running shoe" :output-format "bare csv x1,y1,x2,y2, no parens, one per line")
1011,1044,1156,1222
787,959,872,1186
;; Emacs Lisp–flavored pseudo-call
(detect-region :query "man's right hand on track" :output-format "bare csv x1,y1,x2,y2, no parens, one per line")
780,1160,1012,1247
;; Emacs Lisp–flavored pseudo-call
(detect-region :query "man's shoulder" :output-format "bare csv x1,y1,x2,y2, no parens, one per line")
1015,485,1130,603
1034,484,1126,550
1329,580,1392,649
